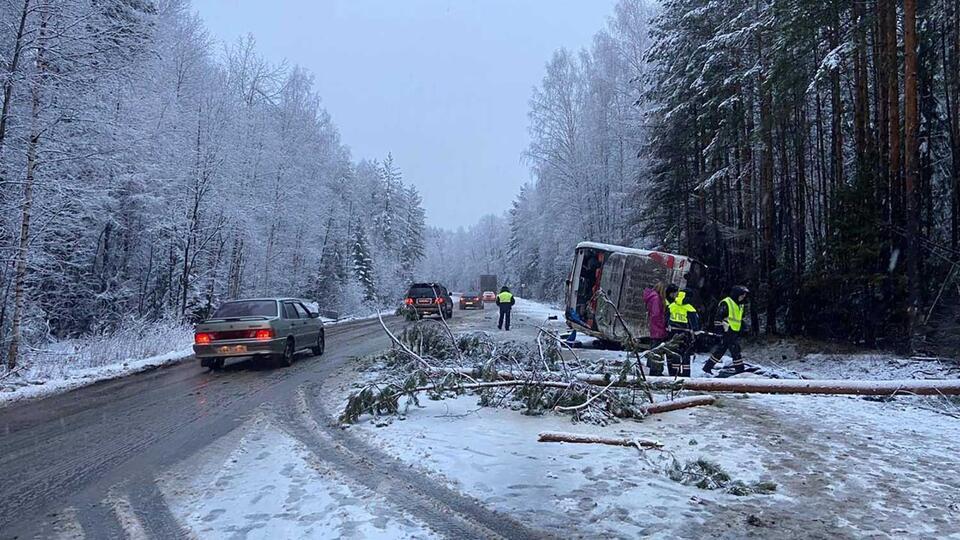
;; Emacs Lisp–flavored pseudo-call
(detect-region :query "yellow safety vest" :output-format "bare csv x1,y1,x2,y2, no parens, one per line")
721,297,743,332
497,291,514,303
668,291,697,325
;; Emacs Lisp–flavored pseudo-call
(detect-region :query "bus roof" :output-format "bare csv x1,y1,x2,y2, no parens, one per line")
575,241,702,267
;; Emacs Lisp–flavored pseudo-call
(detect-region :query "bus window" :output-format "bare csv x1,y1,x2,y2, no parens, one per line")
574,249,604,329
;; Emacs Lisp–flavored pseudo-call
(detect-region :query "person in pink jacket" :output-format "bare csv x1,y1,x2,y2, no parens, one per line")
642,283,668,376
643,283,668,342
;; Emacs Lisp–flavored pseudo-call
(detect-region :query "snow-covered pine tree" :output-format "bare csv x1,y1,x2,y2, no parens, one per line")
352,221,377,303
398,184,426,283
372,153,401,252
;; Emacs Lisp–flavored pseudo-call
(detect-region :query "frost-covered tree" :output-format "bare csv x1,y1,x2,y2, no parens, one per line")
352,222,377,303
0,0,426,369
503,0,657,304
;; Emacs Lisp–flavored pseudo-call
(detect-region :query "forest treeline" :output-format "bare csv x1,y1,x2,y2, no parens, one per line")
0,0,424,368
493,0,960,351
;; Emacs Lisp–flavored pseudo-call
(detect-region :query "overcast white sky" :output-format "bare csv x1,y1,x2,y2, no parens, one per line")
191,0,616,228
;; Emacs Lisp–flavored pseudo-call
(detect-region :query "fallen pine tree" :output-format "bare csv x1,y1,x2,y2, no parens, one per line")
343,319,960,428
432,367,960,396
340,371,719,424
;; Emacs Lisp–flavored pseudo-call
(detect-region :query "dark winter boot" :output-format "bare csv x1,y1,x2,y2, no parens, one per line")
648,357,664,377
731,362,745,374
702,357,718,375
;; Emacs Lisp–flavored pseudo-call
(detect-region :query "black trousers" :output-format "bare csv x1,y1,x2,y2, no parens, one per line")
710,330,743,365
667,329,692,377
498,308,512,330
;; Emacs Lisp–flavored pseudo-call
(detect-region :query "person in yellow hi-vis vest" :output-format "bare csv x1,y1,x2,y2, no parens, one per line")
665,284,699,377
495,286,515,331
702,285,749,376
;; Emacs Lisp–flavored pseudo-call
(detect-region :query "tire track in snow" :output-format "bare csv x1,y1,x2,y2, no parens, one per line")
280,384,555,540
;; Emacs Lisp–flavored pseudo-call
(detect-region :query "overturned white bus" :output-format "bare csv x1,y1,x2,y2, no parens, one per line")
564,241,707,346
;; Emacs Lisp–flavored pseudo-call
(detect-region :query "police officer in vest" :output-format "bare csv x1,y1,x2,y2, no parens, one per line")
703,285,749,375
665,284,699,377
495,286,516,331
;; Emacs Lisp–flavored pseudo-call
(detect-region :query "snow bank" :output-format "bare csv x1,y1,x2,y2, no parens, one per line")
0,318,194,407
743,341,960,381
325,309,398,325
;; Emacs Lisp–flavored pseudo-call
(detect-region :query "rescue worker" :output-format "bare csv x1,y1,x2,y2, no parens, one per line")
703,285,749,375
496,286,515,331
665,284,699,377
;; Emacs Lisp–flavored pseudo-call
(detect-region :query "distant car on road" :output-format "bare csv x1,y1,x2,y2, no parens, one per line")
193,298,325,370
459,292,484,310
404,283,454,319
482,291,497,303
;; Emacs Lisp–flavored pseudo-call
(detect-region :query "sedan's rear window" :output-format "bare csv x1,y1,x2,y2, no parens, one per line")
463,293,480,298
213,300,278,318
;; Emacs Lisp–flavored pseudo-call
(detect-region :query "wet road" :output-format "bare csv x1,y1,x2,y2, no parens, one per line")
0,317,396,538
0,312,546,540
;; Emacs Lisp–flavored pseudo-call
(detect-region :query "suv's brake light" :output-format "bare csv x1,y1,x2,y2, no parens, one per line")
404,298,414,305
195,332,213,345
254,329,274,340
435,297,445,304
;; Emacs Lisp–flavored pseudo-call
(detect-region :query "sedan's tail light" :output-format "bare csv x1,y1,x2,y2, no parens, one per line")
195,332,213,345
254,329,274,340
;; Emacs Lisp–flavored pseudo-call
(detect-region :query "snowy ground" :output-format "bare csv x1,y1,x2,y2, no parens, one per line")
324,297,960,538
159,411,439,539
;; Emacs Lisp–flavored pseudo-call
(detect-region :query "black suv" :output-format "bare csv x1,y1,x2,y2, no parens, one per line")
403,283,454,319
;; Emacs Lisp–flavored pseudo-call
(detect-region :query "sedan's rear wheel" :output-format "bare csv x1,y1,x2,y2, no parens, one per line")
311,332,325,356
210,358,224,371
276,339,295,367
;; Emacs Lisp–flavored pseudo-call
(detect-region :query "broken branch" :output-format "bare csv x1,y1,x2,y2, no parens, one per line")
538,431,663,450
641,395,716,414
377,311,434,370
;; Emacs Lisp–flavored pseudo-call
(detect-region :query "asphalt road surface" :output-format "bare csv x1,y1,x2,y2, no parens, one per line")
0,311,546,540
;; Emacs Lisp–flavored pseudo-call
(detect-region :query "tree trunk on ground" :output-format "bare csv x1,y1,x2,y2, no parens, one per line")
640,395,716,414
435,368,960,396
537,431,663,449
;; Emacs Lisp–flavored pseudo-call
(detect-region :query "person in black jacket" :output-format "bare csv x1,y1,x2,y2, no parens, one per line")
495,286,516,330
